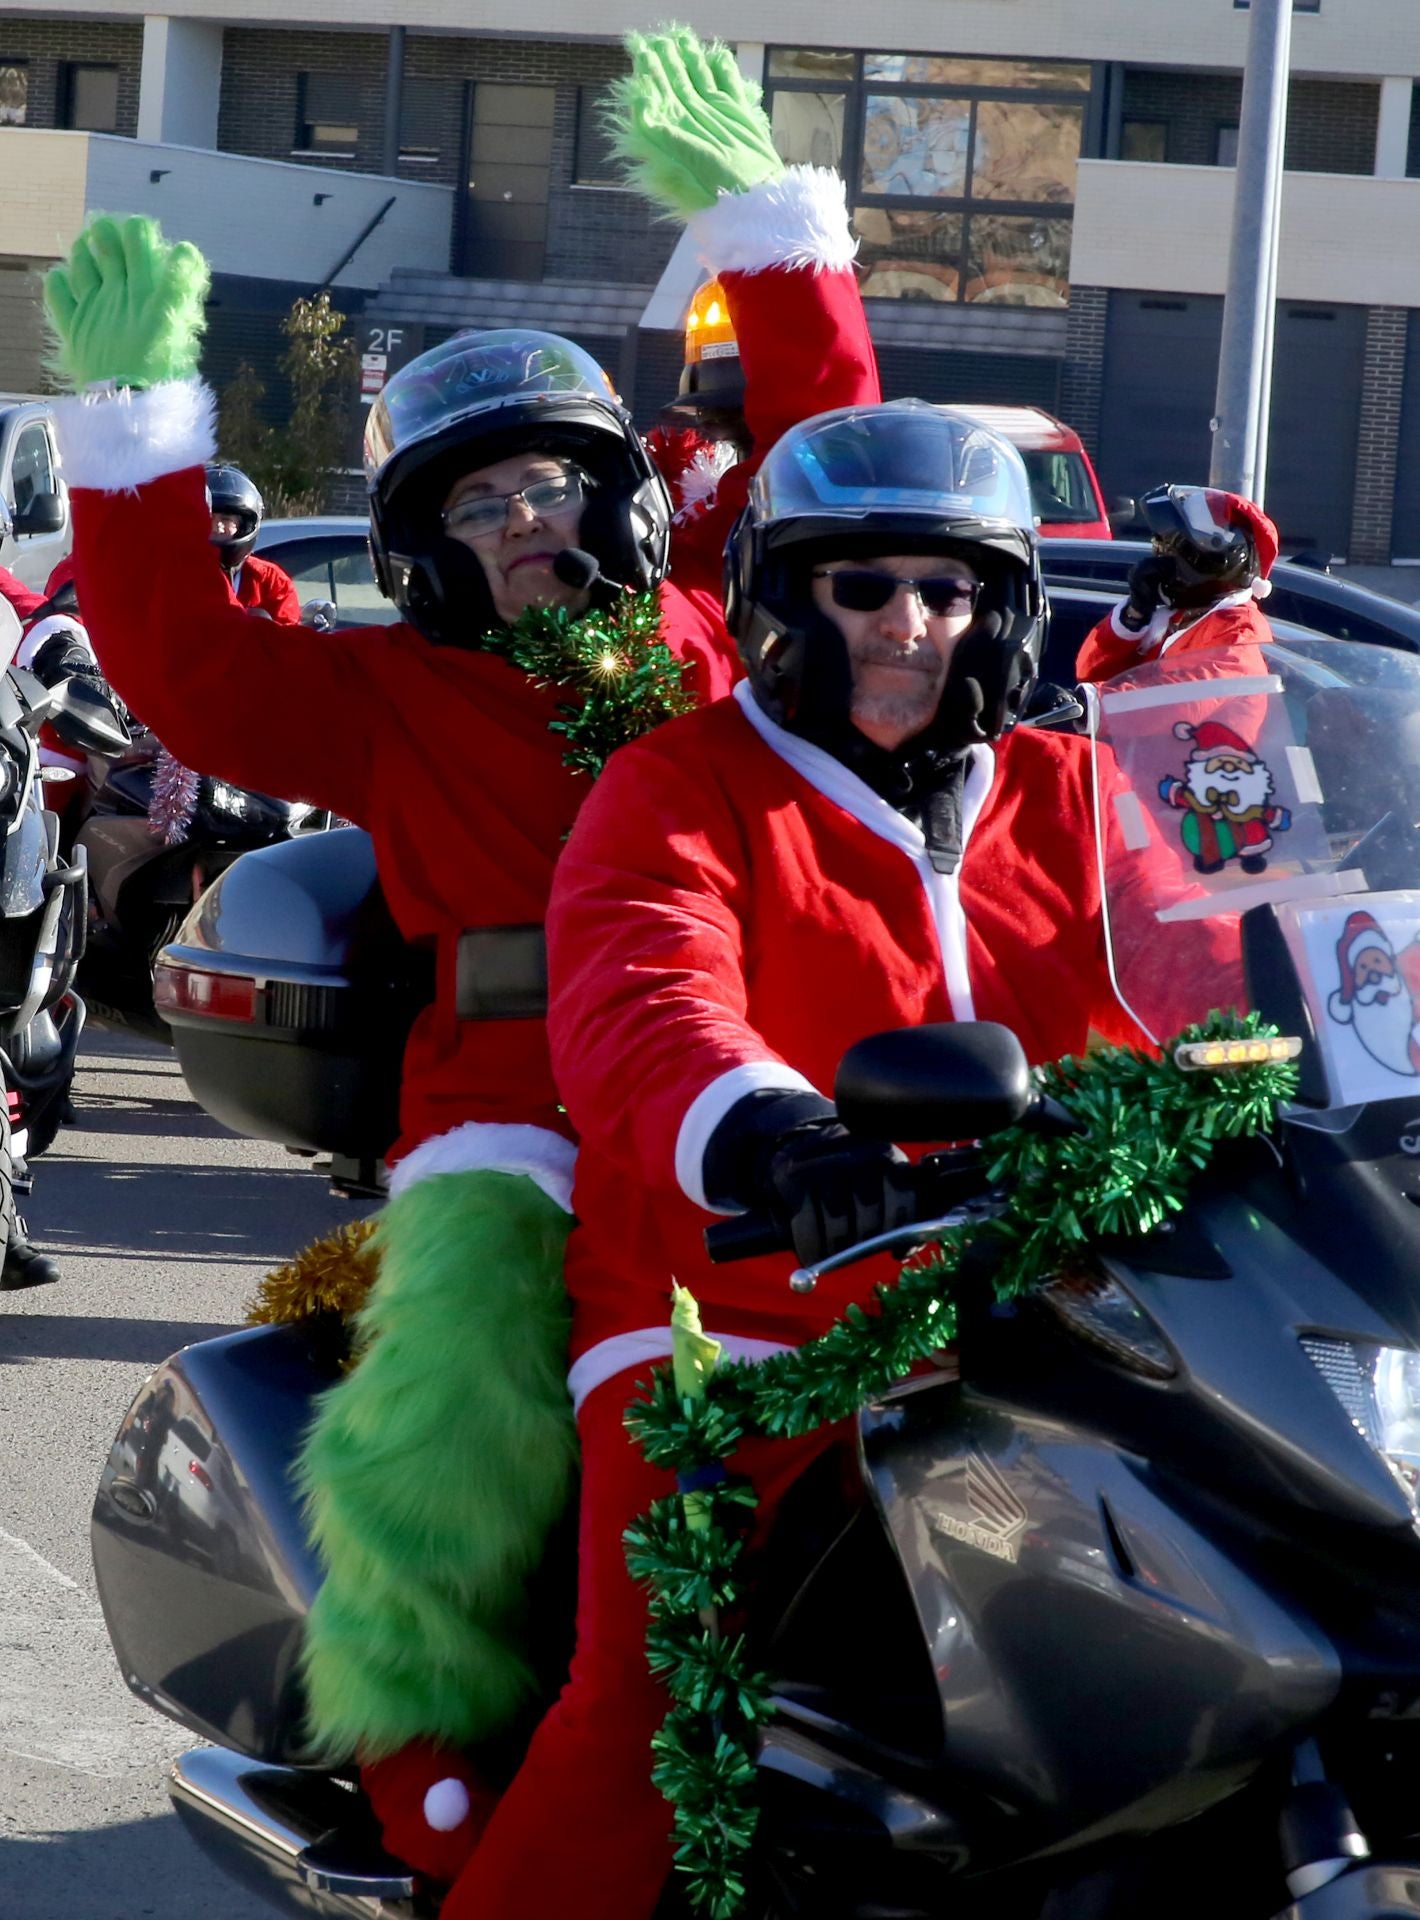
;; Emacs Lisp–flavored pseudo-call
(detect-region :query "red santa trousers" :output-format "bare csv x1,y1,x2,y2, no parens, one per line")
441,1364,837,1920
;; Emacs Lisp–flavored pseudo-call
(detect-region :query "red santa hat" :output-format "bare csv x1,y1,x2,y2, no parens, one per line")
1209,489,1279,600
1327,909,1395,1024
1173,719,1257,762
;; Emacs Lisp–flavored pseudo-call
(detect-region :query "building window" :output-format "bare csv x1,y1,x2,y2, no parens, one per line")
1121,118,1167,162
1215,124,1240,166
572,85,623,186
765,46,1089,305
60,63,119,133
399,75,446,167
296,72,359,158
0,62,27,127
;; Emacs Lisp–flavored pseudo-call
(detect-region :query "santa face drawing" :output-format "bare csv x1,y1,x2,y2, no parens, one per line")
1158,721,1292,876
1327,913,1420,1078
1183,748,1273,820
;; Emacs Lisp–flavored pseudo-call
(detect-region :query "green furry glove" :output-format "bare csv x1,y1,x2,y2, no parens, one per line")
606,26,783,218
44,214,210,391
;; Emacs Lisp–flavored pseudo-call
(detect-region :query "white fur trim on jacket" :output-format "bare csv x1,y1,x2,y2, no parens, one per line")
688,165,856,277
675,1058,822,1212
387,1121,578,1214
52,380,217,494
568,1327,792,1415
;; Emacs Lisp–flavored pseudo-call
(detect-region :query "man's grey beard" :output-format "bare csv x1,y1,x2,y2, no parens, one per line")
849,644,945,738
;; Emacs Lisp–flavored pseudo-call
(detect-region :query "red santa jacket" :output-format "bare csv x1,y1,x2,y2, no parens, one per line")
0,566,44,625
547,685,1159,1406
54,166,878,1186
1077,588,1273,685
232,551,301,622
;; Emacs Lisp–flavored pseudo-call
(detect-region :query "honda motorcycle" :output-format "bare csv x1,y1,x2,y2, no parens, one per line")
92,638,1420,1916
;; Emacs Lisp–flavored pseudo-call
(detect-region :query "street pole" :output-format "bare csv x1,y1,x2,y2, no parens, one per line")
1209,0,1293,499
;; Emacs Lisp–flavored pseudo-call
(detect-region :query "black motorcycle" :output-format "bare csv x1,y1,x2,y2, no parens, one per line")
91,639,1420,1915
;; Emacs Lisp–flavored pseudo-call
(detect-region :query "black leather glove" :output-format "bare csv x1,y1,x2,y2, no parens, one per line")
702,1089,916,1268
763,1120,916,1267
1120,553,1178,631
30,626,97,690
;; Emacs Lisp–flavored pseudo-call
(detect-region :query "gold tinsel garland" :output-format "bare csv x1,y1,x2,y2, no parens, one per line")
245,1219,381,1336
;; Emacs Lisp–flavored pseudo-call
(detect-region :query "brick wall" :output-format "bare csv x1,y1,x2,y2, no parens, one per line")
1122,70,1379,174
1350,305,1407,563
217,29,673,286
0,16,141,136
1059,284,1108,455
0,261,49,393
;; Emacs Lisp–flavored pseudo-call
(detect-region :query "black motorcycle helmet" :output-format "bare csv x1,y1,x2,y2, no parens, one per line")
725,401,1045,751
364,329,672,645
205,464,264,572
1139,483,1278,611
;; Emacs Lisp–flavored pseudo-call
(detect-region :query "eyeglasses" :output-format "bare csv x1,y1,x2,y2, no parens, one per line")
443,469,591,537
813,569,981,618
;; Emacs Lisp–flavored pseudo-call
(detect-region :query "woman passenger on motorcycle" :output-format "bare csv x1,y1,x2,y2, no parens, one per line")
42,25,879,1895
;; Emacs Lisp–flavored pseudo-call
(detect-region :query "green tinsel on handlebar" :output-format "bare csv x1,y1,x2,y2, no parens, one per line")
624,1010,1300,1918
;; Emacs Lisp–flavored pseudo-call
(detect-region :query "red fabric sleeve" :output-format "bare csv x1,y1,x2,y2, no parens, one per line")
70,467,374,821
0,567,43,625
670,264,881,592
1075,610,1141,686
547,733,790,1193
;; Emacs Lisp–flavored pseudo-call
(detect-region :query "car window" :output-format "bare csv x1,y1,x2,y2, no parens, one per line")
262,535,399,628
1021,451,1101,525
1263,587,1418,654
9,423,54,517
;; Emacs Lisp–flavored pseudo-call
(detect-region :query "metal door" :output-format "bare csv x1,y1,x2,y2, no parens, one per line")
1264,302,1365,559
1096,291,1223,508
464,84,555,281
1389,312,1420,559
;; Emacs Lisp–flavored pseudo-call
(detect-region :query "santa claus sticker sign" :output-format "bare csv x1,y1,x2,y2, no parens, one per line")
1277,893,1420,1107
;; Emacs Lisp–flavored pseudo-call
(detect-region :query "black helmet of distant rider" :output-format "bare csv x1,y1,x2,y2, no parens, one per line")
364,329,673,646
205,464,265,573
725,400,1045,753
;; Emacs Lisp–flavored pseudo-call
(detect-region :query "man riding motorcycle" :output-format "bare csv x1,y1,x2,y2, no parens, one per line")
43,26,879,1900
544,401,1164,1920
205,462,300,621
1077,483,1278,684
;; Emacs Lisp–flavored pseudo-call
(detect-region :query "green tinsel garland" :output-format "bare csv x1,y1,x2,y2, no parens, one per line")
478,590,695,779
624,1010,1301,1918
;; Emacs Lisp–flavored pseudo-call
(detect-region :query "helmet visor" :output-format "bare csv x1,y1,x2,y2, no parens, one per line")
751,401,1035,534
365,330,618,483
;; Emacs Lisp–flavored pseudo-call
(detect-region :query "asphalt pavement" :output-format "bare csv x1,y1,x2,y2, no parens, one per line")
0,1025,363,1919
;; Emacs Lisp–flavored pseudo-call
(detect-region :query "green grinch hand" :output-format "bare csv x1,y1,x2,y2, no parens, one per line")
606,25,783,219
44,214,210,392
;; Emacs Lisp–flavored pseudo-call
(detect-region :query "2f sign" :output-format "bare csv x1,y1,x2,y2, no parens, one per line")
366,328,404,354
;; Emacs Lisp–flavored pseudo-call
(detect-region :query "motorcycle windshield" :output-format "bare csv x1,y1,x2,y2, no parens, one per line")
1090,637,1420,1106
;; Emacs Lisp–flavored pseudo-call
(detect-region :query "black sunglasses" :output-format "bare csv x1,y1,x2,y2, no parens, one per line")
813,569,981,617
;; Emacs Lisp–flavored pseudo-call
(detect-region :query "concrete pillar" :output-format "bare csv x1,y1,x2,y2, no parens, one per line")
1374,76,1413,180
138,17,223,151
735,42,766,87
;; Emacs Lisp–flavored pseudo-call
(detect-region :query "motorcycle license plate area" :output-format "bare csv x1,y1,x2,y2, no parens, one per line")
1089,639,1420,1093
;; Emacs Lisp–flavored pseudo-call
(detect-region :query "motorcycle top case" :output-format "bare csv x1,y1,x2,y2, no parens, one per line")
156,828,427,1158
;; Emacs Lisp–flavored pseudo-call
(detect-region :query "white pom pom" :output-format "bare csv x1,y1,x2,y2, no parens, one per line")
423,1777,472,1832
1253,576,1274,600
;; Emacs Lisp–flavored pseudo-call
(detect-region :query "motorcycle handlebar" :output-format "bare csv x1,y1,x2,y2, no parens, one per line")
703,1211,790,1264
704,1151,991,1267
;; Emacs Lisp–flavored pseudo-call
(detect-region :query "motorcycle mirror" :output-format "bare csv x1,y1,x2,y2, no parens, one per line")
45,678,132,757
834,1021,1034,1144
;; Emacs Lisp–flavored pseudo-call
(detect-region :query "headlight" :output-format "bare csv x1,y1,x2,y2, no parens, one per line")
1301,1336,1420,1515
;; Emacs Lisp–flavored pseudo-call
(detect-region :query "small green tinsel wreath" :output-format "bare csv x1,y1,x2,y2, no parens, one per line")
624,1010,1300,1918
478,590,695,779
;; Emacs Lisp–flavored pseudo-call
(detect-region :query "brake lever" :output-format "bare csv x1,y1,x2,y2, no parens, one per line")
788,1196,1003,1293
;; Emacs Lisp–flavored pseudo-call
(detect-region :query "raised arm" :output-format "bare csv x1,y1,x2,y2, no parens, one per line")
45,217,375,818
608,29,878,581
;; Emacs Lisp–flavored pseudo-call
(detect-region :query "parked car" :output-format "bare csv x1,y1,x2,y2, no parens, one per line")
252,516,397,628
952,406,1115,540
0,399,70,591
